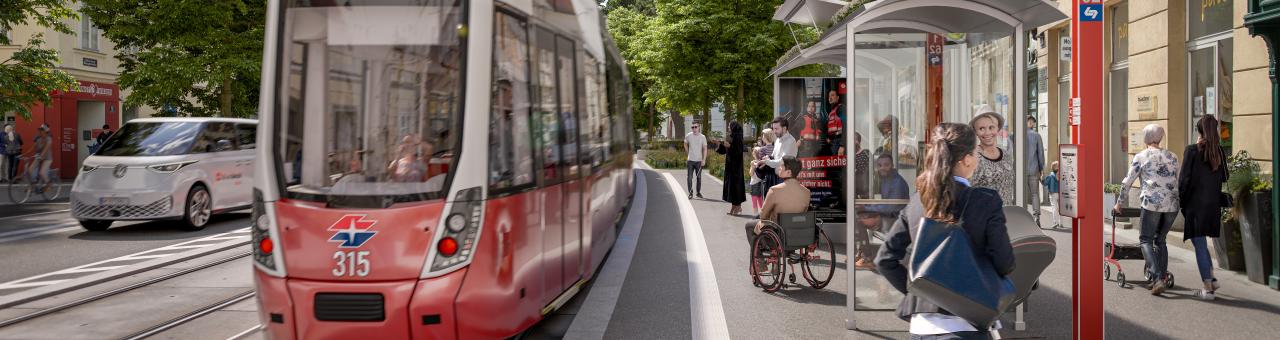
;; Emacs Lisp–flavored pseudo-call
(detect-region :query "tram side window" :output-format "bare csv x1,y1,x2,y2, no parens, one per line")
556,35,580,178
532,27,562,184
489,13,534,191
583,54,608,170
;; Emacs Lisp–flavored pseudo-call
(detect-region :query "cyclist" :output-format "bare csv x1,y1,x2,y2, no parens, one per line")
27,124,53,191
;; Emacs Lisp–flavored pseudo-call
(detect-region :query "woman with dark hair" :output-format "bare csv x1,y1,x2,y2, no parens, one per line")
714,121,747,215
1178,115,1228,300
876,123,1015,340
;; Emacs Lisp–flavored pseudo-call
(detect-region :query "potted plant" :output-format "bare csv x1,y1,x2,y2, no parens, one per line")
1224,150,1275,282
1104,183,1123,223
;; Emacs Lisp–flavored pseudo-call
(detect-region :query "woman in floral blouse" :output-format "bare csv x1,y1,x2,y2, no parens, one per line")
1112,124,1180,295
969,105,1016,205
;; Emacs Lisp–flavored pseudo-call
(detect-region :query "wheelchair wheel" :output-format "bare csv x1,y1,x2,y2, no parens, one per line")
750,228,785,293
801,226,835,289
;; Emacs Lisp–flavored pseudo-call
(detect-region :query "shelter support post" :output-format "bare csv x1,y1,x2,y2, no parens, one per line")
844,25,858,331
1013,22,1028,331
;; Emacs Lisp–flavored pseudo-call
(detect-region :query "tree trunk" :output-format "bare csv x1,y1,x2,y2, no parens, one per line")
220,76,233,117
648,106,656,142
737,80,745,125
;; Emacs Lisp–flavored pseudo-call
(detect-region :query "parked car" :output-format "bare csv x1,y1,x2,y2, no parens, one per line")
71,117,257,231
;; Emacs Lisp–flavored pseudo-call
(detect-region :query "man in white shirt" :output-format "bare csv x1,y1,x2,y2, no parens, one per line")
684,123,708,198
762,117,797,169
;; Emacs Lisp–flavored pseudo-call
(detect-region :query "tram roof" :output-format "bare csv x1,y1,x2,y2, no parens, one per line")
770,0,1067,76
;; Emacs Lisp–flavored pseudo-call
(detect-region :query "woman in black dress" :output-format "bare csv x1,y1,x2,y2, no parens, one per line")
715,121,747,215
1178,115,1228,300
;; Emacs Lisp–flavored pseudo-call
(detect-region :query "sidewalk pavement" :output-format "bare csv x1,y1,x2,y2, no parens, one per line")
1033,205,1280,339
673,166,1278,339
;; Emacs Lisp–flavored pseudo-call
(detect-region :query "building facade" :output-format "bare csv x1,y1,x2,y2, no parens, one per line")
1034,0,1269,183
0,3,157,178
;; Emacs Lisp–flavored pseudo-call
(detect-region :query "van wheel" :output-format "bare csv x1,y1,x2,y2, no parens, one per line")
79,220,112,231
182,185,212,231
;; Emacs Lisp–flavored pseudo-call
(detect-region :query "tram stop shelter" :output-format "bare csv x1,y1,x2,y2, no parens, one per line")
768,0,1068,333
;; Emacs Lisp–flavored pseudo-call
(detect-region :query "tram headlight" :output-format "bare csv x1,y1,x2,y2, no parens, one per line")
424,187,485,277
446,213,466,233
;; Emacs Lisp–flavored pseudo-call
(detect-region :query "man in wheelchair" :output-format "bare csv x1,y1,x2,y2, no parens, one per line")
745,157,809,270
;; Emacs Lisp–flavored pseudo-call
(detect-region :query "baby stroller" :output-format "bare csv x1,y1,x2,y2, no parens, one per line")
1104,207,1175,288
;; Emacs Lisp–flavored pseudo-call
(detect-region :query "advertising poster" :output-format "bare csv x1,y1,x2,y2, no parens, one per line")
777,78,851,221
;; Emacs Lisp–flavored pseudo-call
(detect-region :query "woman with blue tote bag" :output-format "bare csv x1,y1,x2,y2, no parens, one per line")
876,123,1017,340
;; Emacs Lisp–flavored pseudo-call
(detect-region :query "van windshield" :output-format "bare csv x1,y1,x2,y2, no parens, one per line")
95,122,201,157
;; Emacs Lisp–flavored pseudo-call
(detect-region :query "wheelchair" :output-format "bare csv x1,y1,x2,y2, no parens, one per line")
749,212,836,293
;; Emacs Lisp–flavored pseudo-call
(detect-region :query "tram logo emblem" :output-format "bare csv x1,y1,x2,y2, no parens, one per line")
328,214,378,248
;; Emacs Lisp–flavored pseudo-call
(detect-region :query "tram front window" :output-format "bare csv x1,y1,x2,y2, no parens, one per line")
275,0,465,204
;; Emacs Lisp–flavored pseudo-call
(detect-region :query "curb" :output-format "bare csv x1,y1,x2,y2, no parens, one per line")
0,237,249,310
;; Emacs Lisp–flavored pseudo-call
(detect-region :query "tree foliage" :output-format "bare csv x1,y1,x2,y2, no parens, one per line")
81,0,265,118
0,0,79,120
605,0,798,132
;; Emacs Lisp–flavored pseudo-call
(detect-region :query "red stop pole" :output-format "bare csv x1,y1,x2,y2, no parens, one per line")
1072,0,1104,339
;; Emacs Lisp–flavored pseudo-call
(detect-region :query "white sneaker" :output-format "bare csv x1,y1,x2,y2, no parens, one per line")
1194,289,1216,301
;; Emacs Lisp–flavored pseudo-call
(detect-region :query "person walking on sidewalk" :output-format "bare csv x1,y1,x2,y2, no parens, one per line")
1112,124,1180,295
757,117,798,199
1025,115,1046,212
1,123,20,183
1043,161,1061,229
685,122,708,199
876,123,1014,340
1178,116,1228,300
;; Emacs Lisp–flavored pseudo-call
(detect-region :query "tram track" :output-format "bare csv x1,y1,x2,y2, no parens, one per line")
0,250,251,329
120,290,256,340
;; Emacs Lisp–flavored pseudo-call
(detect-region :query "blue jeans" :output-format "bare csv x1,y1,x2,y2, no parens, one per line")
1190,237,1215,282
1139,209,1176,280
686,161,702,195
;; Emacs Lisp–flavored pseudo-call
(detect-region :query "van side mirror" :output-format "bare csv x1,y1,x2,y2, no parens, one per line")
216,139,234,152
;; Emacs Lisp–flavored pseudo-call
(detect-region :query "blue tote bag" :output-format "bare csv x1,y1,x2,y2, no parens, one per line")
908,197,1015,329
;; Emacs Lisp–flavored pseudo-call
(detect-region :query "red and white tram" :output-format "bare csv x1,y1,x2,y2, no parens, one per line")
249,0,634,338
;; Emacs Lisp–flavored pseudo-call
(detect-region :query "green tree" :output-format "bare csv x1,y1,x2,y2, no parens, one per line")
0,0,79,120
80,0,265,118
607,0,797,134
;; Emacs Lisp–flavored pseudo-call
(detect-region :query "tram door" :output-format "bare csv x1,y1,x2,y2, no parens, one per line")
532,27,583,302
555,35,585,288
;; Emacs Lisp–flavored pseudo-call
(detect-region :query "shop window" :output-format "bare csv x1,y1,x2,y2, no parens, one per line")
1189,39,1233,151
1112,3,1128,63
1189,0,1232,40
1108,69,1128,182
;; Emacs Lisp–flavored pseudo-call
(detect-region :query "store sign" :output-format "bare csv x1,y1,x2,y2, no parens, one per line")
1135,93,1158,119
1060,36,1072,60
76,83,113,97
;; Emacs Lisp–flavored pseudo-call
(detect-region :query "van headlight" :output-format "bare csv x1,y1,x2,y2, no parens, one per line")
147,160,198,173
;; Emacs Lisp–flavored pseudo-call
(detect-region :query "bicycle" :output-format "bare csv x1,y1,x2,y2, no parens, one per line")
7,155,62,204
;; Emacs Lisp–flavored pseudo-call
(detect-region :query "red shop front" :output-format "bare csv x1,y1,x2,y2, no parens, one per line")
13,80,121,179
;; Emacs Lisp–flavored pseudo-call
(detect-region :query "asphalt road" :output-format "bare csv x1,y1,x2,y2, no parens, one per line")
0,206,250,284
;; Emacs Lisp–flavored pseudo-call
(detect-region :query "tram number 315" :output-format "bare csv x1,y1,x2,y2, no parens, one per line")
333,250,371,277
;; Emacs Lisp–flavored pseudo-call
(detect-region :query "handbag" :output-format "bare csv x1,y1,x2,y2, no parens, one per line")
907,193,1016,329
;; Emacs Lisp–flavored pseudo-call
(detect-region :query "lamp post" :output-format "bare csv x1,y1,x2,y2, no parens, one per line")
1244,0,1280,290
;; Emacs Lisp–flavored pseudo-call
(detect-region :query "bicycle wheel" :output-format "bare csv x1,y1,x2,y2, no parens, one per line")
8,177,32,204
751,228,785,293
801,227,836,289
41,172,61,201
